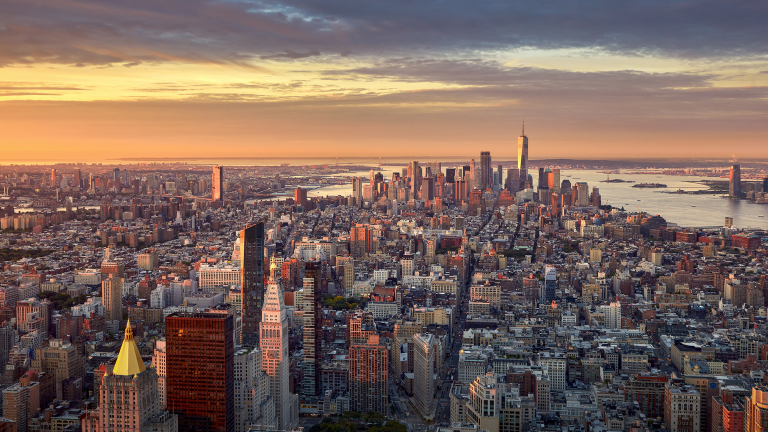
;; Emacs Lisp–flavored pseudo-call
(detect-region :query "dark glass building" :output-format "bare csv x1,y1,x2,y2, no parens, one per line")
166,312,234,432
240,222,264,346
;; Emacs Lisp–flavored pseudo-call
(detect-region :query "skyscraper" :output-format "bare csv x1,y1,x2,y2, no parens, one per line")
83,322,177,432
51,169,57,186
411,161,421,194
517,123,528,189
469,159,476,188
544,266,557,302
349,334,389,415
73,169,82,189
260,278,298,431
729,164,741,197
240,222,265,346
480,151,491,190
102,276,123,322
166,313,234,432
212,165,224,201
302,261,322,397
413,333,435,418
234,347,274,432
294,187,308,209
505,168,520,193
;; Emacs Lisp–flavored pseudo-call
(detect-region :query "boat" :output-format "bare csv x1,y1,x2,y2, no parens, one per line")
760,215,765,218
691,206,696,207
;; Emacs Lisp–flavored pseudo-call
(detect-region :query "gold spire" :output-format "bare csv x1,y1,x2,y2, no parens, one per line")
113,319,146,376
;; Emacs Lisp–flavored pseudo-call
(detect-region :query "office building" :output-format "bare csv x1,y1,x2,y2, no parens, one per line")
102,276,123,322
729,164,741,197
413,333,435,418
623,374,668,420
349,334,389,416
260,278,298,431
480,151,491,190
212,165,224,201
544,266,557,302
240,222,265,346
664,381,700,432
31,339,84,399
233,347,274,432
517,124,528,189
83,322,176,432
411,161,421,194
152,339,168,409
538,352,566,390
744,386,768,432
166,313,234,432
294,187,308,209
302,262,322,397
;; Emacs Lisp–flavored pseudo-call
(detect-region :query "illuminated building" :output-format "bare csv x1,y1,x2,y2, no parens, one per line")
166,313,234,432
349,335,389,415
212,166,224,201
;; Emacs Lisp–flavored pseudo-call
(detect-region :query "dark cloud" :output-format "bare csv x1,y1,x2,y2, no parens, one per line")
1,0,767,67
260,49,320,60
0,82,88,91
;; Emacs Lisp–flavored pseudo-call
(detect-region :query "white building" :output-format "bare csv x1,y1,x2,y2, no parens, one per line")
198,264,240,289
539,352,567,390
234,347,275,432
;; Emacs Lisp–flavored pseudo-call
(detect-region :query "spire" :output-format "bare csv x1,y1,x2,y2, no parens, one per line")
522,119,525,137
113,319,146,376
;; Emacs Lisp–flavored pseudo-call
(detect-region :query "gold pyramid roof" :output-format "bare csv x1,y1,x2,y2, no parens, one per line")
113,320,146,376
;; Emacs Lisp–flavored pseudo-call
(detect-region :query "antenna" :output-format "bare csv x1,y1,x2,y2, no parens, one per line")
522,119,525,136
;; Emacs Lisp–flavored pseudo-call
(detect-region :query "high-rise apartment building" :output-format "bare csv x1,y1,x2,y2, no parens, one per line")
480,151,492,191
538,352,566,390
517,124,528,189
391,320,422,375
137,250,159,271
413,333,435,418
729,164,741,197
240,222,265,346
349,334,389,415
102,276,123,322
166,313,234,432
212,165,224,201
260,279,298,431
302,262,322,397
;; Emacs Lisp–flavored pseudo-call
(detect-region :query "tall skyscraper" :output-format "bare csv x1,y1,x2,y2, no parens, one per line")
729,164,741,197
518,123,528,189
410,161,421,194
240,222,265,346
302,261,322,397
294,187,308,209
73,168,82,189
51,169,56,186
469,158,476,189
480,151,491,190
260,278,298,431
166,313,234,432
102,276,123,322
349,334,389,415
212,165,224,201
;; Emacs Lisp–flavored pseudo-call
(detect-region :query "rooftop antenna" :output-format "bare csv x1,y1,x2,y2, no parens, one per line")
522,119,525,136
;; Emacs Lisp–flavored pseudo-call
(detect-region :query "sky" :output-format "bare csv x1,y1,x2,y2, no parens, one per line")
1,0,767,161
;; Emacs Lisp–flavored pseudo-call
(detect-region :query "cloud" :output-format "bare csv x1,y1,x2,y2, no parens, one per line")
260,49,320,60
1,0,768,67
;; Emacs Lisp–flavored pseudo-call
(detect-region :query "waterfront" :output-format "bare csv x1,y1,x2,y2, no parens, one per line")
309,169,768,229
